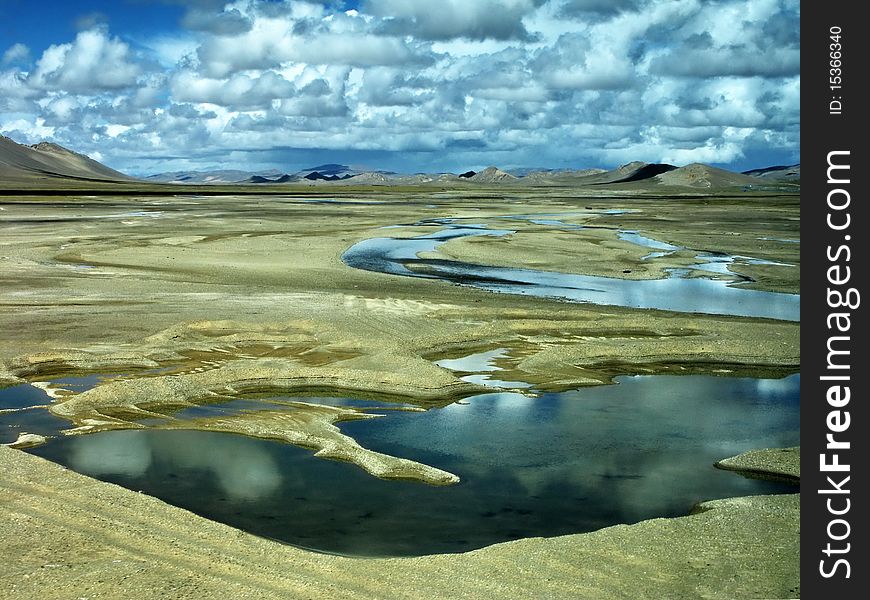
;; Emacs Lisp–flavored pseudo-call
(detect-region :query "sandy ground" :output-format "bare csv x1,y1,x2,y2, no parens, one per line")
0,187,800,597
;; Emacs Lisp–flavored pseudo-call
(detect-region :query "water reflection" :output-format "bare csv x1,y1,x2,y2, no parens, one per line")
70,431,153,477
344,373,799,525
29,374,798,556
435,348,533,389
423,260,799,320
67,430,282,501
0,384,50,410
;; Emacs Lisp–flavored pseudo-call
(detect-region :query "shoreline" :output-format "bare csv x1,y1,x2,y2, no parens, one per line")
0,444,799,599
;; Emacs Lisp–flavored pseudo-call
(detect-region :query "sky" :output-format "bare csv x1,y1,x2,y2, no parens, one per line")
0,0,800,175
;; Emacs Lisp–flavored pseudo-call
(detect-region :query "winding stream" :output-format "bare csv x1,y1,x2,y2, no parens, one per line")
341,215,799,321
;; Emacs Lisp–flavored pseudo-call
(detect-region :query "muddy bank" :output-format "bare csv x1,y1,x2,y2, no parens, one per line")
0,311,798,485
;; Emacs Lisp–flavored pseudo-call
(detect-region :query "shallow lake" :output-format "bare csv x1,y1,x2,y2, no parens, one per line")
26,373,799,557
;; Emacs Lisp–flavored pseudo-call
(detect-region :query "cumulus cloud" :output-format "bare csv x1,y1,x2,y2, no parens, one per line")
278,66,351,117
195,17,294,76
356,67,433,106
170,70,295,108
28,28,141,92
645,0,800,79
0,0,801,173
649,46,800,78
195,14,433,78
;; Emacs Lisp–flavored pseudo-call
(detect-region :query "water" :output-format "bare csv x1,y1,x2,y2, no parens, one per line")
0,384,68,444
398,258,798,320
341,219,800,321
759,237,800,244
618,230,681,252
435,348,533,389
0,383,51,410
26,373,799,557
693,253,794,277
45,374,109,392
342,224,513,277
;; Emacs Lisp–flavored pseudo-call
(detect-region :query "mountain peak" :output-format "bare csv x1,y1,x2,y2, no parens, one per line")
469,166,518,183
653,163,762,188
31,141,72,154
1,135,133,184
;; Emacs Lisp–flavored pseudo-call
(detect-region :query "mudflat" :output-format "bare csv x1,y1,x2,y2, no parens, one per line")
0,186,800,597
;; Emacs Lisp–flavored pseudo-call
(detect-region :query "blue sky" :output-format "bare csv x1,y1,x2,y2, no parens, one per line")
1,0,799,175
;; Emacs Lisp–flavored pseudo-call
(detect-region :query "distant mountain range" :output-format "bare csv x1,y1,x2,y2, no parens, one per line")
142,169,279,184
0,135,798,191
141,163,397,184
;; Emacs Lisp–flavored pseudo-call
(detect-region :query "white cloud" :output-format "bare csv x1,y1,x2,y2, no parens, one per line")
1,117,57,141
45,95,80,121
0,70,39,104
29,28,141,92
0,0,801,173
195,13,433,78
105,124,131,137
171,70,295,108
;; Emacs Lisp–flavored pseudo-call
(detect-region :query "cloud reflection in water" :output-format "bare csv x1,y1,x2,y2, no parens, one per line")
69,429,282,500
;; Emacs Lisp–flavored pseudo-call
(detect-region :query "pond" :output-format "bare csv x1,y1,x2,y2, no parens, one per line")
24,372,799,557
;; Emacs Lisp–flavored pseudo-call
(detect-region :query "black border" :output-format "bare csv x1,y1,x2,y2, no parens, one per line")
802,4,868,596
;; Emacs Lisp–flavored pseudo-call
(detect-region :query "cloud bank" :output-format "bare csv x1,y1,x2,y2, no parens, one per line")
0,0,799,173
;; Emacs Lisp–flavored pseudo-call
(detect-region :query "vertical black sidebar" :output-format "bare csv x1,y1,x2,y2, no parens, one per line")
803,3,868,597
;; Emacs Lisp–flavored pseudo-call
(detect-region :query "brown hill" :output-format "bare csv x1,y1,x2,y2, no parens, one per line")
653,163,763,188
565,161,657,185
468,166,518,183
0,135,133,185
521,168,607,184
